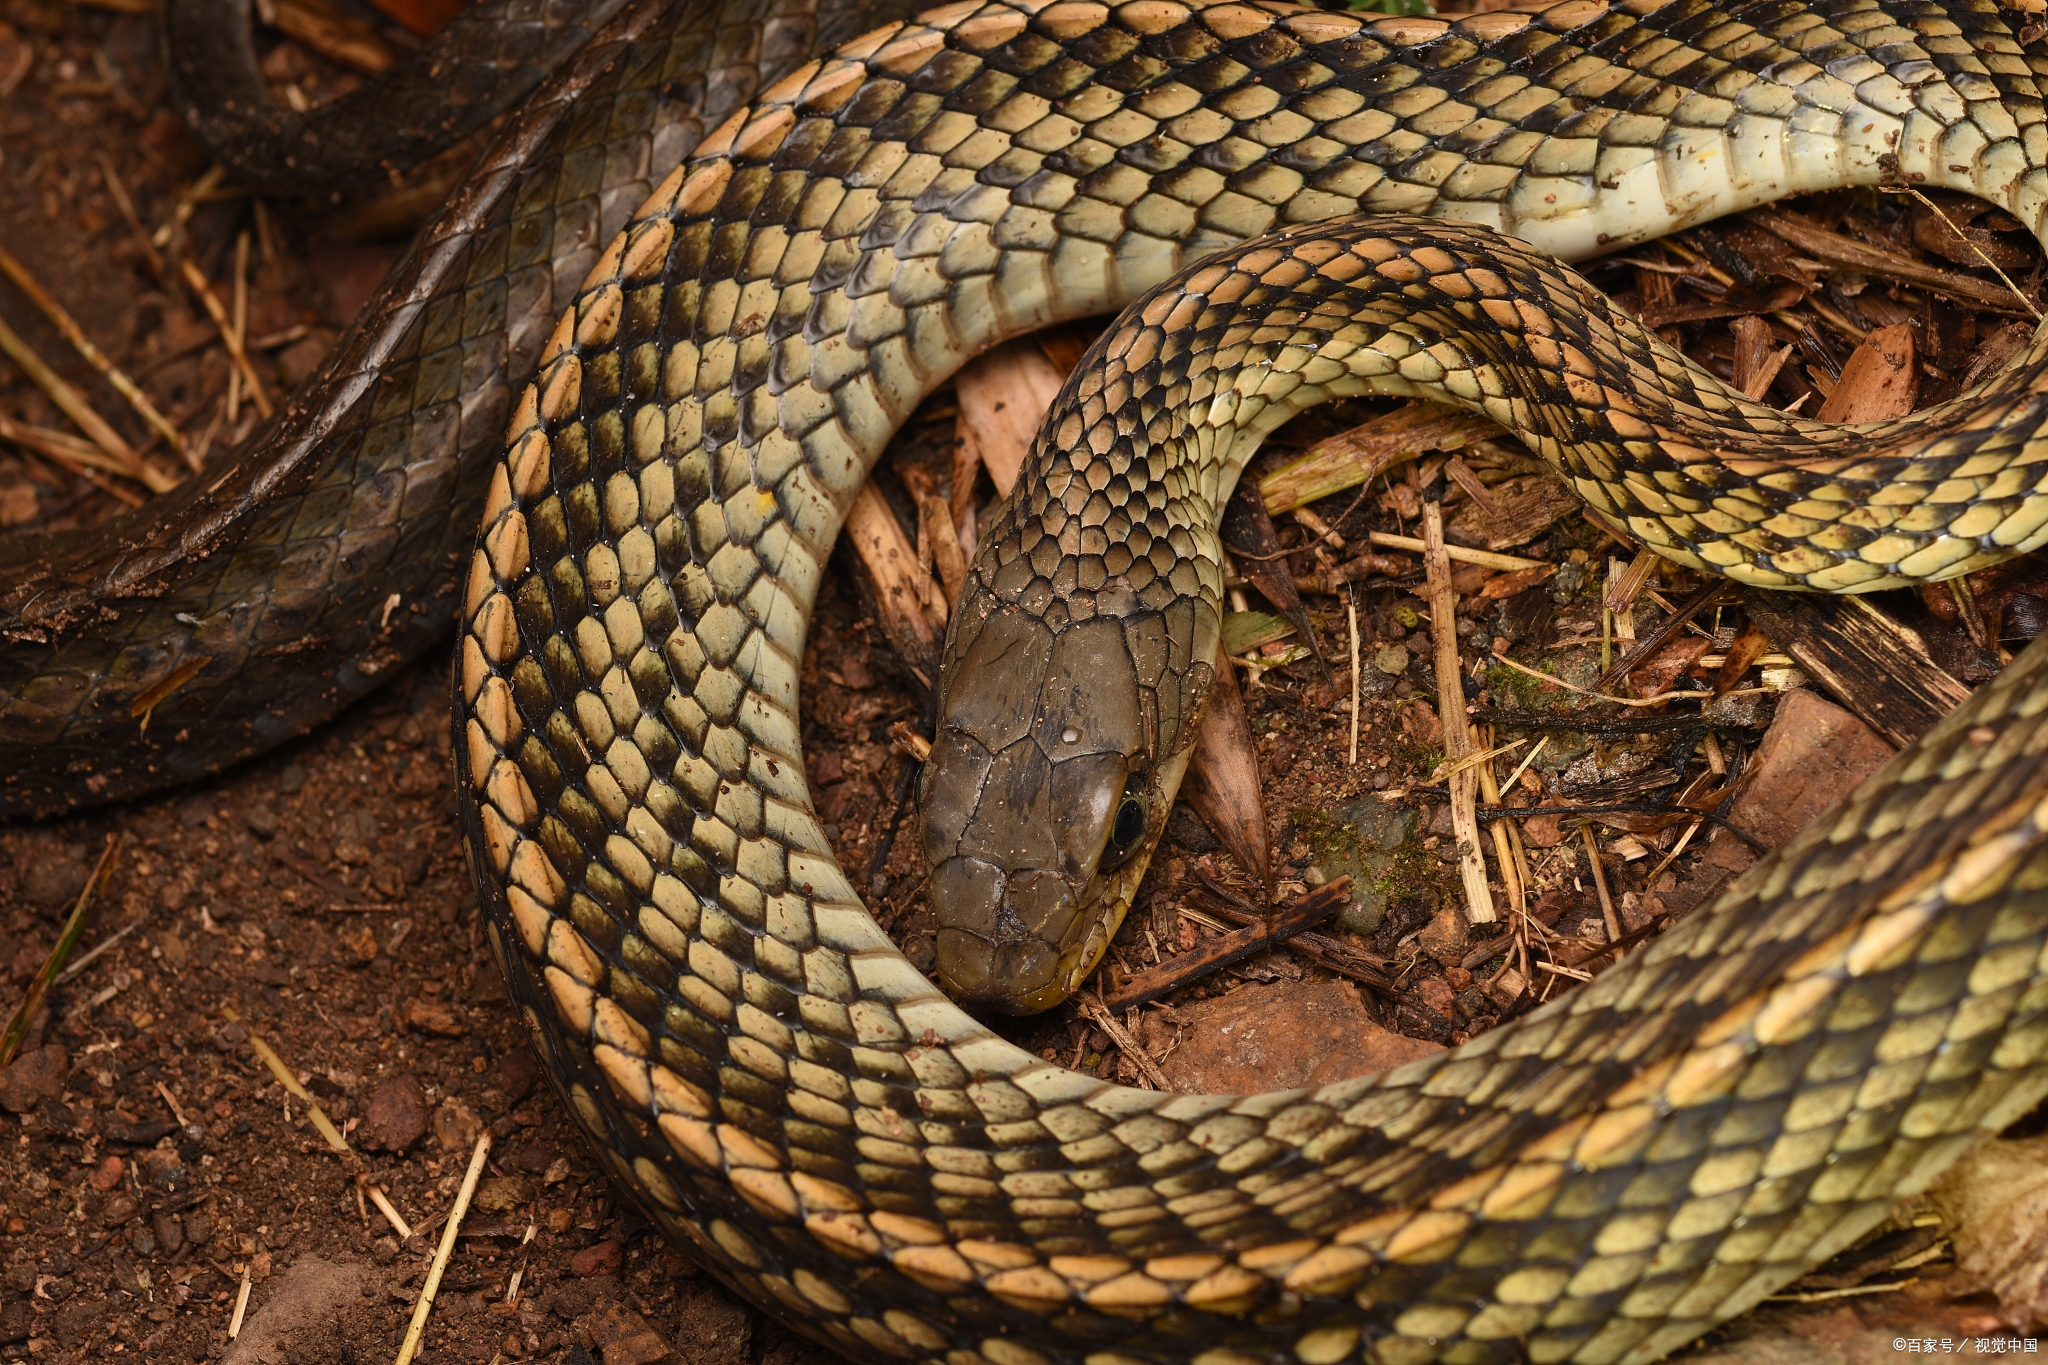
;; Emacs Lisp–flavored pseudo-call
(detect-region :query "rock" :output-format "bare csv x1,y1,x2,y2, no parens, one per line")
1155,980,1442,1094
1704,690,1896,873
278,765,308,796
498,1048,543,1105
154,1212,184,1256
430,1097,481,1154
593,1301,674,1364
1413,975,1457,1021
218,1256,371,1365
243,805,279,840
20,849,86,909
339,924,378,965
402,997,466,1036
0,1044,67,1114
363,1075,428,1153
545,1280,597,1319
89,1156,124,1192
472,1176,535,1215
1414,902,1469,965
571,1240,624,1278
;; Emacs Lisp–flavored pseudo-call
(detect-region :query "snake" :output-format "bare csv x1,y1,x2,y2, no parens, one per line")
8,0,2048,1361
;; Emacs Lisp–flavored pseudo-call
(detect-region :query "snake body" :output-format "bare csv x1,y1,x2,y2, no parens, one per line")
438,0,2048,1361
4,0,2048,1359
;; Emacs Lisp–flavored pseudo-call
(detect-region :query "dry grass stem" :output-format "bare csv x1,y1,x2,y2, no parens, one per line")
1582,826,1622,951
394,1131,493,1365
1,834,119,1067
1422,502,1495,924
1347,595,1360,766
178,259,274,419
0,242,184,463
228,1266,252,1339
53,918,142,984
1895,186,2044,320
1078,1000,1171,1091
154,1080,192,1130
246,1029,413,1238
0,313,158,476
1363,531,1546,571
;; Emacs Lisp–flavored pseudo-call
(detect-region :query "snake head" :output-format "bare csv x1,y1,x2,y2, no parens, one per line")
919,597,1212,1014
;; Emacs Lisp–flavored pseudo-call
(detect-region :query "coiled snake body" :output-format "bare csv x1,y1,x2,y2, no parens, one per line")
22,0,2048,1361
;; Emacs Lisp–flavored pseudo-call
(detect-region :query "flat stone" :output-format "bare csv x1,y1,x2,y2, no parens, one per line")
572,1240,624,1278
1155,980,1442,1094
219,1256,374,1365
362,1075,427,1153
593,1301,674,1364
1704,689,1895,872
430,1097,480,1154
0,1045,67,1114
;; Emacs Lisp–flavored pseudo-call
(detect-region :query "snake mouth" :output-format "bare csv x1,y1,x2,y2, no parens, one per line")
930,855,1094,1013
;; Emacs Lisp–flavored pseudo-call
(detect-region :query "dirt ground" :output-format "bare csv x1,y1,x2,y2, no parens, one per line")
1,0,2045,1361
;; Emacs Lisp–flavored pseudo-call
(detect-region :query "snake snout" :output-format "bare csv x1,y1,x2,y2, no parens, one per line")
929,855,1079,1011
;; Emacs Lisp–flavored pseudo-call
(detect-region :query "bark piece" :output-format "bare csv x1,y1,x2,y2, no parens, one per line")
1703,689,1896,873
1259,401,1497,514
1445,473,1580,551
1932,1136,2048,1330
1743,590,1971,747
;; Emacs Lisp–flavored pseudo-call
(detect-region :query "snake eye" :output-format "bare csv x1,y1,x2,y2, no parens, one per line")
1105,789,1148,864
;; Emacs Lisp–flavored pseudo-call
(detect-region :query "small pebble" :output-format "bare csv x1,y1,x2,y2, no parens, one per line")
89,1156,124,1192
570,1240,623,1278
278,765,308,795
244,804,279,839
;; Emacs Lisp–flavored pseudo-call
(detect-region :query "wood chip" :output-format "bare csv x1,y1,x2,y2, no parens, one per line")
1814,323,1917,424
1742,589,1971,747
1260,401,1496,514
953,338,1062,499
843,484,944,685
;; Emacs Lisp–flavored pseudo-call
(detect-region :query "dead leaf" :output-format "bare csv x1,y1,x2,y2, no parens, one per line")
1180,652,1270,897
